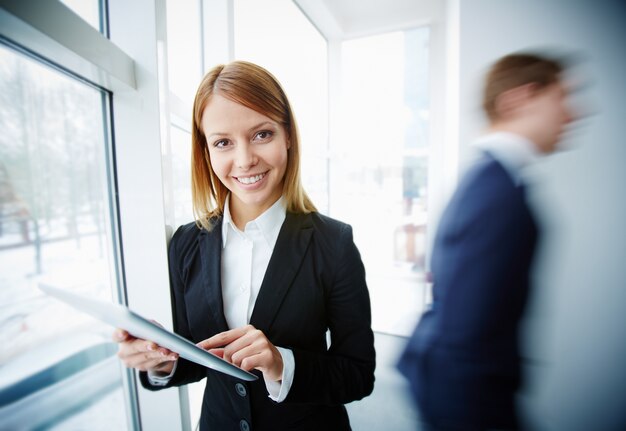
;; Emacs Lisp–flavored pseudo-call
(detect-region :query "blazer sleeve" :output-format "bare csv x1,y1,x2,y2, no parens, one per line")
286,223,376,405
139,225,206,390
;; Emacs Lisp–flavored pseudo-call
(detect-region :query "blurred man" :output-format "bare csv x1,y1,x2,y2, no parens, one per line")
398,52,575,430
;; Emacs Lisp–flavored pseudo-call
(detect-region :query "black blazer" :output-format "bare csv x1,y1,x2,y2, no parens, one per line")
399,153,538,430
141,211,375,431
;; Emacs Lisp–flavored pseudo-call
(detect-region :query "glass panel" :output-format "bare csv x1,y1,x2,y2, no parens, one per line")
166,0,202,103
60,0,104,33
234,0,329,212
170,125,194,228
330,28,430,336
0,44,128,429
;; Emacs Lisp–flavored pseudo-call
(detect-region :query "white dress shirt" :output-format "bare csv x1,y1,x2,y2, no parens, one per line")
220,195,294,402
149,196,295,403
473,131,541,185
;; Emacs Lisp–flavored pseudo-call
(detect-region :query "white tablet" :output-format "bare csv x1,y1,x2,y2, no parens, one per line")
39,284,257,382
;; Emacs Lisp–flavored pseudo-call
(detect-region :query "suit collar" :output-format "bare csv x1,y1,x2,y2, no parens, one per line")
198,217,229,334
474,131,541,186
197,212,314,335
221,195,287,249
250,212,313,333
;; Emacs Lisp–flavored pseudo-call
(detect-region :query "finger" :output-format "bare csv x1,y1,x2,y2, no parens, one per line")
241,349,283,382
118,338,169,359
156,346,177,358
222,328,266,363
197,325,254,350
208,348,225,359
196,326,250,350
229,343,262,367
121,348,178,367
117,343,152,361
117,337,147,358
143,340,179,358
226,337,276,368
123,353,176,372
149,319,164,328
238,352,266,372
144,339,179,359
113,328,133,342
118,350,161,368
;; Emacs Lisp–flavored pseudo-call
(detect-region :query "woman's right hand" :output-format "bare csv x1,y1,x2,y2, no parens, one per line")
113,328,179,375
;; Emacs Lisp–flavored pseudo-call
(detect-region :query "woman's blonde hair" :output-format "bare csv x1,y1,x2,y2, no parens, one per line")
191,61,316,231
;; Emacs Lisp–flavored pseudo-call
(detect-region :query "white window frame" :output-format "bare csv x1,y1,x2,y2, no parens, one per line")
0,0,188,429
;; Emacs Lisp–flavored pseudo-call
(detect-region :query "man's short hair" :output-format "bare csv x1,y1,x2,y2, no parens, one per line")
483,52,565,121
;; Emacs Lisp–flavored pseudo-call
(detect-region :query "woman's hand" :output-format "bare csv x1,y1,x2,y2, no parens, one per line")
197,325,283,382
113,328,179,375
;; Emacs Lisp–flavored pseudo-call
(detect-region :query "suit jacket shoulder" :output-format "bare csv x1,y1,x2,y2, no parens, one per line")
169,219,215,253
308,212,354,250
439,155,528,239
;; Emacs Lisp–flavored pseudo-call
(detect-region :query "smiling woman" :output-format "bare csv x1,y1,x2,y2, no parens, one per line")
189,61,317,232
202,95,290,227
114,61,376,431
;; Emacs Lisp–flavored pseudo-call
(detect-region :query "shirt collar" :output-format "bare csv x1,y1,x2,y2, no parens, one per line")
221,195,286,248
473,131,542,185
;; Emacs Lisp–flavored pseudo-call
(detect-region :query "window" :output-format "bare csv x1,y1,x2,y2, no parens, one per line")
2,1,194,428
162,0,202,231
161,1,204,425
330,28,431,336
60,0,105,33
0,44,128,430
165,0,202,106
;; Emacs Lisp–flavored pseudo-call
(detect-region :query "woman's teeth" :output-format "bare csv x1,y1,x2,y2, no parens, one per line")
237,173,265,185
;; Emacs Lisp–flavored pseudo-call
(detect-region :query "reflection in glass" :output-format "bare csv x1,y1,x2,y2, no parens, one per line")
331,28,431,336
0,44,127,429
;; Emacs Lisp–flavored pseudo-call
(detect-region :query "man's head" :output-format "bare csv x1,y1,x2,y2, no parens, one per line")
483,53,575,153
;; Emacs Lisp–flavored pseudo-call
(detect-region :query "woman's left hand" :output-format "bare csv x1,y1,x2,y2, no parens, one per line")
197,325,283,382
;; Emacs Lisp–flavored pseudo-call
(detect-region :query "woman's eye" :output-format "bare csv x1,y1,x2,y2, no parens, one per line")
254,130,273,141
213,139,229,148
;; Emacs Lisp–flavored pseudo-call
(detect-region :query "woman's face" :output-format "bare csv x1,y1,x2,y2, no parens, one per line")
202,94,289,220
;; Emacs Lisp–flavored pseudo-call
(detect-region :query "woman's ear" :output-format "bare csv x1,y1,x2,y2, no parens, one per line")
285,132,291,150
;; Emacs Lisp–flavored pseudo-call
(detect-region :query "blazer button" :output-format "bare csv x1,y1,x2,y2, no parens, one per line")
239,419,250,431
235,382,247,397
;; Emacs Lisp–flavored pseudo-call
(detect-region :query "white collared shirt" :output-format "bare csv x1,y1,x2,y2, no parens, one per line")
221,196,294,402
473,131,541,185
221,196,285,328
150,195,295,403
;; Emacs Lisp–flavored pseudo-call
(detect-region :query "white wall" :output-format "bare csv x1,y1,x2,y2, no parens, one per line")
454,1,626,430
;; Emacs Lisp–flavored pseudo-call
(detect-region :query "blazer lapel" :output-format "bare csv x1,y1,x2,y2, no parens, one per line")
197,219,229,335
250,212,313,332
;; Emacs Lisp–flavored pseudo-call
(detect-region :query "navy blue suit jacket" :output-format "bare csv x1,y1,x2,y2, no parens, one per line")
140,211,375,431
399,153,538,430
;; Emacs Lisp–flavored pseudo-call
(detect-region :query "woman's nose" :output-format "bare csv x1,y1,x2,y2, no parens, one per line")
235,144,257,170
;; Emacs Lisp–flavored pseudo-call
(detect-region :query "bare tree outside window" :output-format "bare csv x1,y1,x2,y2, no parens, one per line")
0,44,127,430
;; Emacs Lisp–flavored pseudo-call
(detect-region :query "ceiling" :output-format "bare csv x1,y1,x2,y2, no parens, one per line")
293,0,442,41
